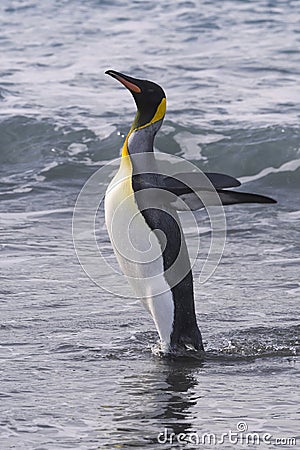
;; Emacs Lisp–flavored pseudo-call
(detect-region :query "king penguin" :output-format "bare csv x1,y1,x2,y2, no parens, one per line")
104,70,276,355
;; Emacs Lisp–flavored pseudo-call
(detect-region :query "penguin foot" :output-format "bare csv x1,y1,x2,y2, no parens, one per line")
151,341,205,360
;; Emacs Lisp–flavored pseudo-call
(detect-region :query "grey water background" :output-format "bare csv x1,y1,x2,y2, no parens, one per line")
0,0,299,448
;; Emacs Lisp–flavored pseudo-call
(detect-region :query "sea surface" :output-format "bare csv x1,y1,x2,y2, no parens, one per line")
0,0,299,449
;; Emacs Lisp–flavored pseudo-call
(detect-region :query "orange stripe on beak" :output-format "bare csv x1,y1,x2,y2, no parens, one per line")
114,75,141,93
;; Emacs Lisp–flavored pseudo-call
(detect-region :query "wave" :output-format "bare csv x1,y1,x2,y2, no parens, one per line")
0,116,299,199
239,158,300,184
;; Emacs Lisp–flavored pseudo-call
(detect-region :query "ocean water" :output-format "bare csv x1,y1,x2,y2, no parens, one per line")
0,0,299,448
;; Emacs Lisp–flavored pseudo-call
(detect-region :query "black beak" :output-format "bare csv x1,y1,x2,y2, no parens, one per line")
105,70,142,94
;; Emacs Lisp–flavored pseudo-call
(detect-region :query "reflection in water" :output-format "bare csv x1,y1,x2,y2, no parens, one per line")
110,358,203,447
98,326,298,448
159,359,200,436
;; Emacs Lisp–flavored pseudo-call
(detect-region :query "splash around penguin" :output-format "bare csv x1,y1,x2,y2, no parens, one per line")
104,70,276,356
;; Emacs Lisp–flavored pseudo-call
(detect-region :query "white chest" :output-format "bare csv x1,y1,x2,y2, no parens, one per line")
104,157,174,348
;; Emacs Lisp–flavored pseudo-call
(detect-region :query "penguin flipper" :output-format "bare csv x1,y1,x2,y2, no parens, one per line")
217,189,277,206
174,189,277,211
173,172,241,189
133,172,240,193
132,172,240,194
132,173,276,209
161,172,240,195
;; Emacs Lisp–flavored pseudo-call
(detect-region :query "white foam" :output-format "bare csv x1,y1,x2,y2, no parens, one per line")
40,161,59,173
67,143,88,156
0,208,73,225
279,210,300,222
174,131,208,161
239,158,300,184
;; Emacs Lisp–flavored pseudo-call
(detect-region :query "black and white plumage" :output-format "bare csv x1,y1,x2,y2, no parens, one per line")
104,70,276,355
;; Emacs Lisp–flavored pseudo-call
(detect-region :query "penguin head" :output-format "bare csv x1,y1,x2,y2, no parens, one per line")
105,70,166,129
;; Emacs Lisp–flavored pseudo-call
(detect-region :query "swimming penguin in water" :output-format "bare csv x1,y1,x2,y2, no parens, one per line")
104,70,276,355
